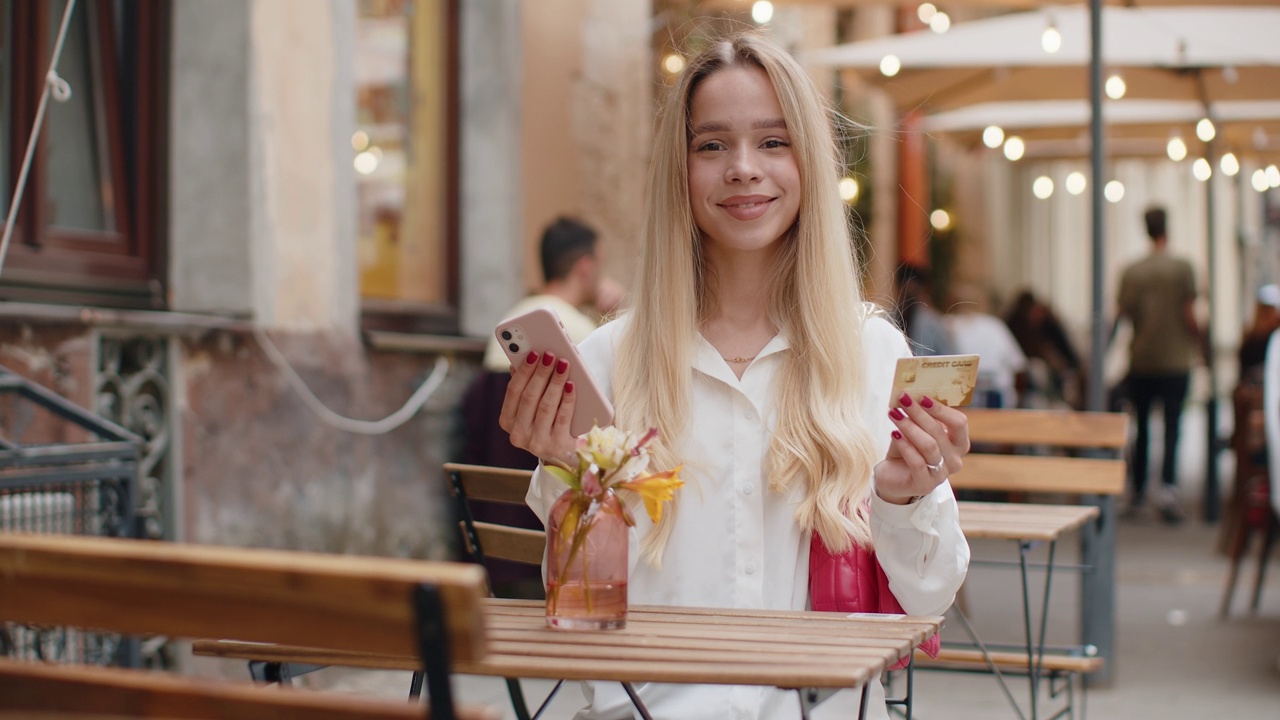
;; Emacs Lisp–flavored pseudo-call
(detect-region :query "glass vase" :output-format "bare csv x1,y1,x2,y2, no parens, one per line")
545,488,629,629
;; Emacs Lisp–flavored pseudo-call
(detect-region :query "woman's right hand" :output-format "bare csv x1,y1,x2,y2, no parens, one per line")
499,350,578,466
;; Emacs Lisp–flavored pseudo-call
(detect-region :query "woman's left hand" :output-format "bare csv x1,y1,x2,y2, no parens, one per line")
874,393,971,505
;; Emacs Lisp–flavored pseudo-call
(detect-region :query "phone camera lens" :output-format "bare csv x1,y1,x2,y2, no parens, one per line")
508,343,519,354
500,330,512,341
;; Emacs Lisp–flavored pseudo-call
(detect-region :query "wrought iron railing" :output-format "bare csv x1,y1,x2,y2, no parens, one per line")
0,364,142,666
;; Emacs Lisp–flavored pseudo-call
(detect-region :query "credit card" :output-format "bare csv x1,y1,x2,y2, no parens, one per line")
890,354,981,408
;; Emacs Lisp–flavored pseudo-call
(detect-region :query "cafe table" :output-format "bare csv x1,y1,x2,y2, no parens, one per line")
194,597,943,720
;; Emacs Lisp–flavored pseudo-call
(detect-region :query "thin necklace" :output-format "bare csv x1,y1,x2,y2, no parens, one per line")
722,354,757,364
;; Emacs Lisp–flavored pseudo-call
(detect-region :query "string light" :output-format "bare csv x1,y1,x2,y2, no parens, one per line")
1066,171,1087,195
751,1,774,24
661,53,685,75
1105,74,1126,100
982,126,1005,149
1252,169,1270,192
930,12,951,33
930,209,953,231
837,177,860,203
1041,23,1062,54
1033,176,1055,199
1192,158,1212,182
1104,180,1125,203
917,3,937,24
1167,136,1188,162
1196,118,1216,142
1220,153,1240,177
880,55,902,77
1003,136,1026,161
1266,164,1280,188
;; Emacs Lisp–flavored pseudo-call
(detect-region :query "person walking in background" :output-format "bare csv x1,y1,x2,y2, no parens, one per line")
945,283,1028,409
1006,289,1084,409
1115,206,1203,524
894,264,956,357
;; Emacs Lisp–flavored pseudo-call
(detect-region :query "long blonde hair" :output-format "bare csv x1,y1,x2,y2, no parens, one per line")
614,33,878,562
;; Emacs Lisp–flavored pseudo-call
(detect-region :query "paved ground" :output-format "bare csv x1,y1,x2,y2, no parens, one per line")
189,406,1280,718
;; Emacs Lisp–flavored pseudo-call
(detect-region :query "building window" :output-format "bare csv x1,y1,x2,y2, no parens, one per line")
355,0,458,334
0,0,167,308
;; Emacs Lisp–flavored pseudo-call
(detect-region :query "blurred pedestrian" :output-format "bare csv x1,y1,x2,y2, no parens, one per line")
1005,289,1083,409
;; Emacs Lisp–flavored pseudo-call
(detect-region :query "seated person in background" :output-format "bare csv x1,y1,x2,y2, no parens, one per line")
461,216,618,597
894,264,956,357
1239,283,1280,385
946,283,1028,409
1005,289,1083,409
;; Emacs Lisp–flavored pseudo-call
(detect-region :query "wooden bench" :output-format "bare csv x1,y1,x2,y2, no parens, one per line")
919,407,1127,720
0,532,497,720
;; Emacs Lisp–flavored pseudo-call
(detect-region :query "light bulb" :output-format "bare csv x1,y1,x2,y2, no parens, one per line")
880,55,902,77
1167,136,1188,162
1220,153,1240,177
1266,164,1280,188
1252,169,1270,193
1192,158,1212,182
1003,136,1026,161
1105,75,1126,100
1041,25,1062,54
1066,171,1087,195
929,12,951,33
751,0,774,24
1104,180,1125,203
837,177,860,203
982,126,1005,149
661,53,685,75
930,209,952,231
917,3,937,24
1033,176,1055,199
1196,118,1216,142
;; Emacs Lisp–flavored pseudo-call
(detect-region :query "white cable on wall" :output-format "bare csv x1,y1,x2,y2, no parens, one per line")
0,0,77,277
254,327,450,436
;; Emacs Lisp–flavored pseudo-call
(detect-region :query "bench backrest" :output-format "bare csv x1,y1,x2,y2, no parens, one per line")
0,658,432,720
0,532,489,662
444,463,545,567
951,408,1128,496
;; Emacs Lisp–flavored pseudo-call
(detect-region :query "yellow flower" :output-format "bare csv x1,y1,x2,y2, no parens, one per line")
619,467,684,524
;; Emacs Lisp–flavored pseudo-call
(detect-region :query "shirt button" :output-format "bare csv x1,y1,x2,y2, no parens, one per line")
744,410,755,420
745,562,757,575
743,483,754,495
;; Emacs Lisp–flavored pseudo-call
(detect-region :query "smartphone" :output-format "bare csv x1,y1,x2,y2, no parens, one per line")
889,354,981,409
494,307,614,437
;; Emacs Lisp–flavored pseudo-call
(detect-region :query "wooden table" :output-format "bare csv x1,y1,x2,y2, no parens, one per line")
195,598,942,719
951,501,1102,720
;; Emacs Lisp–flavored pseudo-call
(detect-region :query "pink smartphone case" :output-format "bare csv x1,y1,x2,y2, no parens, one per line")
494,307,614,437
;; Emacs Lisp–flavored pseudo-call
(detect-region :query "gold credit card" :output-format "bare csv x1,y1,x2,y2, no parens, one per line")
890,354,981,408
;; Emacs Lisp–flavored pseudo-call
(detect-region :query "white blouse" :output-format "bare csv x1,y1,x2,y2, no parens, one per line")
527,314,970,720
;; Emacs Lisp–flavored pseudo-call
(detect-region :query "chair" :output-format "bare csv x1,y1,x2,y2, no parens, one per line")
1219,381,1278,618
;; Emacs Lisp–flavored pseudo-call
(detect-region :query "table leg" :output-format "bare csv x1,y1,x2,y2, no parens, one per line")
621,681,655,720
856,683,870,720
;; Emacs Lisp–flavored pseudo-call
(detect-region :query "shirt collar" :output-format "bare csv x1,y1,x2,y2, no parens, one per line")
692,332,791,386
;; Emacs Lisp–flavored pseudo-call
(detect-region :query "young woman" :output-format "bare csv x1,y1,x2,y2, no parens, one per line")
500,32,970,720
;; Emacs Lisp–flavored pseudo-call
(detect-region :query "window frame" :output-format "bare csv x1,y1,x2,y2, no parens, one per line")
357,0,460,336
1,0,168,309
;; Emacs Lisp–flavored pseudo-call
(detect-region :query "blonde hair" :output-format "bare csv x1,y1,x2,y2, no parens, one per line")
614,33,879,562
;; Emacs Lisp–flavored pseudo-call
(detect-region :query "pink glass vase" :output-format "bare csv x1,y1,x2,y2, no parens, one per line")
545,488,629,629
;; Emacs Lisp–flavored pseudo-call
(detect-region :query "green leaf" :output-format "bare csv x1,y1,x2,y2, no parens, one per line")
544,464,580,490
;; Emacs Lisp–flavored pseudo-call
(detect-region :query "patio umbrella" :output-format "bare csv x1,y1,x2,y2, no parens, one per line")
805,6,1280,111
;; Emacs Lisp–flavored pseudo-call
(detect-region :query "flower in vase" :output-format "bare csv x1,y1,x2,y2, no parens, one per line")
543,425,680,524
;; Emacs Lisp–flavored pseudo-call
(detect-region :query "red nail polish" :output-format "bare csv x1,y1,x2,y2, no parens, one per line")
920,396,934,409
891,430,903,440
889,408,905,421
541,352,555,367
899,393,913,407
555,358,569,374
525,351,538,365
564,381,575,394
